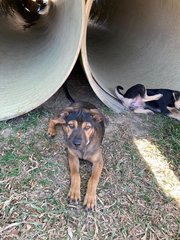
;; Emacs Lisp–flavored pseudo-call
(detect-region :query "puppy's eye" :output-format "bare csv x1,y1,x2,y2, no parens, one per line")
85,125,91,130
67,123,74,129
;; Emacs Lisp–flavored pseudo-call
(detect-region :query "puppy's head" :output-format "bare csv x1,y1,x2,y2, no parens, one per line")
173,91,180,110
57,107,106,151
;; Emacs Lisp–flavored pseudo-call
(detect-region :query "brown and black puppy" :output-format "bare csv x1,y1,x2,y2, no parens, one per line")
48,102,107,210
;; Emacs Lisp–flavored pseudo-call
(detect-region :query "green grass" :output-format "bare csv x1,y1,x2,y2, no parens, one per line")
150,115,180,172
0,108,48,132
101,105,115,116
0,109,179,239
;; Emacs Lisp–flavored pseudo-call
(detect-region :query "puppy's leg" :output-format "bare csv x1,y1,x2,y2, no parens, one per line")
68,149,81,203
143,91,163,102
134,108,154,114
84,151,104,210
48,118,63,136
167,107,180,121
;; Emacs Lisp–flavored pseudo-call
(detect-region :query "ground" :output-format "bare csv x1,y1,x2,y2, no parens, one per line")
0,63,180,240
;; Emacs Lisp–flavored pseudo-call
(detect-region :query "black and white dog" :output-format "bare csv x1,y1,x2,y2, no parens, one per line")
115,84,180,121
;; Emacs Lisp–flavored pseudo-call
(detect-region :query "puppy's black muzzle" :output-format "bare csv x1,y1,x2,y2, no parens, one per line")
73,136,82,147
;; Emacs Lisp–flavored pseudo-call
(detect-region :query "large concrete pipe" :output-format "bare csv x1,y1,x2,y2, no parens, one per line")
81,0,180,112
0,0,84,120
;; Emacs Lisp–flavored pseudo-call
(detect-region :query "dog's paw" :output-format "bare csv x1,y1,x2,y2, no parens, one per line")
68,187,81,204
156,93,163,100
47,127,57,137
83,193,96,211
146,109,154,114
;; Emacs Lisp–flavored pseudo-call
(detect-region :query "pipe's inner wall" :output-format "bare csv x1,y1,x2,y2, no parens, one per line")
87,0,180,96
0,0,83,120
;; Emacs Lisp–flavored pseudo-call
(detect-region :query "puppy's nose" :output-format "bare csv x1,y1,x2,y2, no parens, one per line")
73,138,82,147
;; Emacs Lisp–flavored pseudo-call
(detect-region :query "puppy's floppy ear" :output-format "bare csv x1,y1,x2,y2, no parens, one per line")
57,107,74,124
89,109,108,125
173,92,180,101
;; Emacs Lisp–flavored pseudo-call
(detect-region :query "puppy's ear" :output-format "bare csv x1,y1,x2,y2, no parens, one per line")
89,109,108,125
173,92,180,101
57,107,74,124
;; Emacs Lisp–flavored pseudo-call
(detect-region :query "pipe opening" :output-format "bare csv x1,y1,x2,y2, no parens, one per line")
0,0,84,120
82,0,180,112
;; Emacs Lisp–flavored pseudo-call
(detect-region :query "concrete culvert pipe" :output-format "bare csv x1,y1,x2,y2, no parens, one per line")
0,0,84,121
81,0,180,112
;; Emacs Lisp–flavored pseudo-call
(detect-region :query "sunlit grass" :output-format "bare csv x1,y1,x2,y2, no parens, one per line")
134,138,180,206
150,116,180,169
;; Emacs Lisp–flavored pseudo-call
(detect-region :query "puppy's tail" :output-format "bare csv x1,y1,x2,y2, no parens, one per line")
115,85,124,101
63,81,75,103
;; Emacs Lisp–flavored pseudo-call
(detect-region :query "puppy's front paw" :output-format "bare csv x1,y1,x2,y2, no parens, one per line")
68,187,81,204
83,193,96,211
146,109,154,114
156,93,163,100
47,127,57,137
